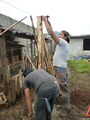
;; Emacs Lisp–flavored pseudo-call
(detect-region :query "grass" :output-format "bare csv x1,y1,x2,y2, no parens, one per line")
68,59,90,90
68,59,90,73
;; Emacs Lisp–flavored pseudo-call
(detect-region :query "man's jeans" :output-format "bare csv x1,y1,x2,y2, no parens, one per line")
54,66,70,108
34,86,58,120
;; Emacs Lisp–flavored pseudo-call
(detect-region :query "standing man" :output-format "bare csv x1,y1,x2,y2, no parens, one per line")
42,16,70,116
23,69,60,120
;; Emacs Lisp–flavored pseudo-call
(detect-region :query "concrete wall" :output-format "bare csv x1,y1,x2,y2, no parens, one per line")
69,38,90,59
69,38,83,59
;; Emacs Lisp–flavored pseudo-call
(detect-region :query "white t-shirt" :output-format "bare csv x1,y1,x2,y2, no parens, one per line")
53,38,69,68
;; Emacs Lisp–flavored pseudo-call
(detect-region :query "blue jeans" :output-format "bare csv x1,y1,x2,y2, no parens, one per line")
54,66,70,108
34,86,58,120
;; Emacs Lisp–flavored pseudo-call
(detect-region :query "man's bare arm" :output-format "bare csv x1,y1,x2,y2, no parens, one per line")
42,16,60,44
24,88,33,117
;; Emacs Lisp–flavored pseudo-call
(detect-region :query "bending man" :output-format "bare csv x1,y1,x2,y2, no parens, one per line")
23,69,59,120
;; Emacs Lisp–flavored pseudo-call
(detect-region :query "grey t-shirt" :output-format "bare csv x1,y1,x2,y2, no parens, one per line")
23,69,57,93
53,38,69,68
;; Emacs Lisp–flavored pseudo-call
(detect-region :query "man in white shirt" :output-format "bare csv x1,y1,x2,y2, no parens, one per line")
42,16,70,116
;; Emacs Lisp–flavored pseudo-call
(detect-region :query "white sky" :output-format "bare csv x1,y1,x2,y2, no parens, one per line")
0,0,90,36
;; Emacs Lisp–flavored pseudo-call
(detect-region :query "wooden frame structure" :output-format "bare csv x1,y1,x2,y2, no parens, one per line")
0,15,54,106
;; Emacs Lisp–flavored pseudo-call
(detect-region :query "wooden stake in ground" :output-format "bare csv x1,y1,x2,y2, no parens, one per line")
0,16,27,36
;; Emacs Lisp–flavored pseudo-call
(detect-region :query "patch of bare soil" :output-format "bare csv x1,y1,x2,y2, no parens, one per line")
52,105,81,120
70,90,90,109
52,89,90,120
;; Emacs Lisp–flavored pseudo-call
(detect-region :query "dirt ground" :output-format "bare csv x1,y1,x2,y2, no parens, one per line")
0,91,90,120
0,69,90,120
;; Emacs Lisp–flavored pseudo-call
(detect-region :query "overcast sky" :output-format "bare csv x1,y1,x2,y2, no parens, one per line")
0,0,90,36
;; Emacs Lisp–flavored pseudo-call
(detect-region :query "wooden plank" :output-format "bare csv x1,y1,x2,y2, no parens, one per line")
7,79,16,105
7,65,10,80
16,77,21,98
19,69,23,88
7,82,12,105
0,36,8,94
9,79,16,105
19,69,23,95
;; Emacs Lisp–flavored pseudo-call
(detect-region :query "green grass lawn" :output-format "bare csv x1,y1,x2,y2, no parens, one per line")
68,59,90,73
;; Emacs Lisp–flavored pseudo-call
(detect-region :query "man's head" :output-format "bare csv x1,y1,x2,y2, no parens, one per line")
23,68,33,77
59,30,70,43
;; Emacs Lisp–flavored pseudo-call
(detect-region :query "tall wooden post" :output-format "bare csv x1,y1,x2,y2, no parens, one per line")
0,35,8,94
37,16,43,69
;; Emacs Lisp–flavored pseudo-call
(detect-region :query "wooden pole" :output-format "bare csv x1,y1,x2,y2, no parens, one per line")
30,16,37,47
43,35,54,75
30,16,38,68
37,16,43,69
25,51,36,70
0,16,27,36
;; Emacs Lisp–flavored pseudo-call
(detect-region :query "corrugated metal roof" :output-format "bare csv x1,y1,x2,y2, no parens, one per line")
0,26,34,39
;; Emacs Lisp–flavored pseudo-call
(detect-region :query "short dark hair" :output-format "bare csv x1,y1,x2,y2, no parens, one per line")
61,30,70,43
23,68,33,77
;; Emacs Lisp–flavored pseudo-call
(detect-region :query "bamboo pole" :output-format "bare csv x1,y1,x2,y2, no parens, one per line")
0,16,27,36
